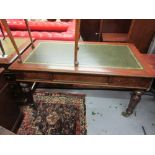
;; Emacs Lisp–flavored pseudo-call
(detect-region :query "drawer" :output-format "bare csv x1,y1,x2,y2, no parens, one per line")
53,74,109,84
16,72,50,81
110,77,151,88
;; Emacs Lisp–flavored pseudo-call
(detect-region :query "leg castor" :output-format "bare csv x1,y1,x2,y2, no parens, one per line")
75,61,79,67
122,90,144,117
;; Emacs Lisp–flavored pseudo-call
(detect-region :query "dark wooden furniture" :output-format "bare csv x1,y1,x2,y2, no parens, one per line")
101,19,132,42
9,40,154,117
128,20,155,53
0,67,21,132
80,19,155,53
80,19,132,42
80,19,101,41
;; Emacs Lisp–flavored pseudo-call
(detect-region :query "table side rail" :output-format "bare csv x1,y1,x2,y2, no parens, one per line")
14,71,152,90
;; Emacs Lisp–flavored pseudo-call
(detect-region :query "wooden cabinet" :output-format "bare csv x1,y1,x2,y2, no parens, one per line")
80,19,132,42
128,20,155,53
101,19,132,42
0,68,20,131
80,19,155,53
80,19,101,41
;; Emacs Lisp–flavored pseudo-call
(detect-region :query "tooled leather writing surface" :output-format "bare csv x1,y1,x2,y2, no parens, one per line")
24,42,142,69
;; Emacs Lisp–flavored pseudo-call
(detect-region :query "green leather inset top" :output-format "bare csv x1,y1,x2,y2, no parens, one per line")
0,37,29,56
24,42,143,69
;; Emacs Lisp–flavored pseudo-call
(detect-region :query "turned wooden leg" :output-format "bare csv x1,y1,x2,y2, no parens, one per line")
20,83,37,109
122,90,144,117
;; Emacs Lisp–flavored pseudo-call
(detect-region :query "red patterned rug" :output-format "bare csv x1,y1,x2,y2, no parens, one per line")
17,90,87,135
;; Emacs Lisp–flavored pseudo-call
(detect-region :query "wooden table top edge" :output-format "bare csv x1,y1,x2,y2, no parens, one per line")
8,40,155,78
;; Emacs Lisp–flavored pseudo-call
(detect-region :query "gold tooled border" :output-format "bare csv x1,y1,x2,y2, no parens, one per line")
24,41,143,70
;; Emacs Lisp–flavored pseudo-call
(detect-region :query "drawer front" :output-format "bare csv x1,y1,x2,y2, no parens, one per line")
110,77,151,88
53,74,109,84
16,72,50,81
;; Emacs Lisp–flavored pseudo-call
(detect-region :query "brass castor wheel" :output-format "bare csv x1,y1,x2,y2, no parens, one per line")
75,61,79,67
121,111,132,117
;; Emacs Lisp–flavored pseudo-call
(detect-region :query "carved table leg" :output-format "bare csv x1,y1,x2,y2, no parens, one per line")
122,90,144,117
20,82,37,109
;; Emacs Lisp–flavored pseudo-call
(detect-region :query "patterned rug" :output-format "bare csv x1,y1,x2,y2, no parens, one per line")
17,90,87,135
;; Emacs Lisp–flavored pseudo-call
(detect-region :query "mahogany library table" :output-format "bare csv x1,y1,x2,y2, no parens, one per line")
9,40,155,116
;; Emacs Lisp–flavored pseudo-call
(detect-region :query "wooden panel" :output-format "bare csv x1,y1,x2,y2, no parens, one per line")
17,72,152,90
14,70,152,90
53,73,109,84
102,19,132,33
0,84,20,130
129,19,155,53
102,33,128,42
